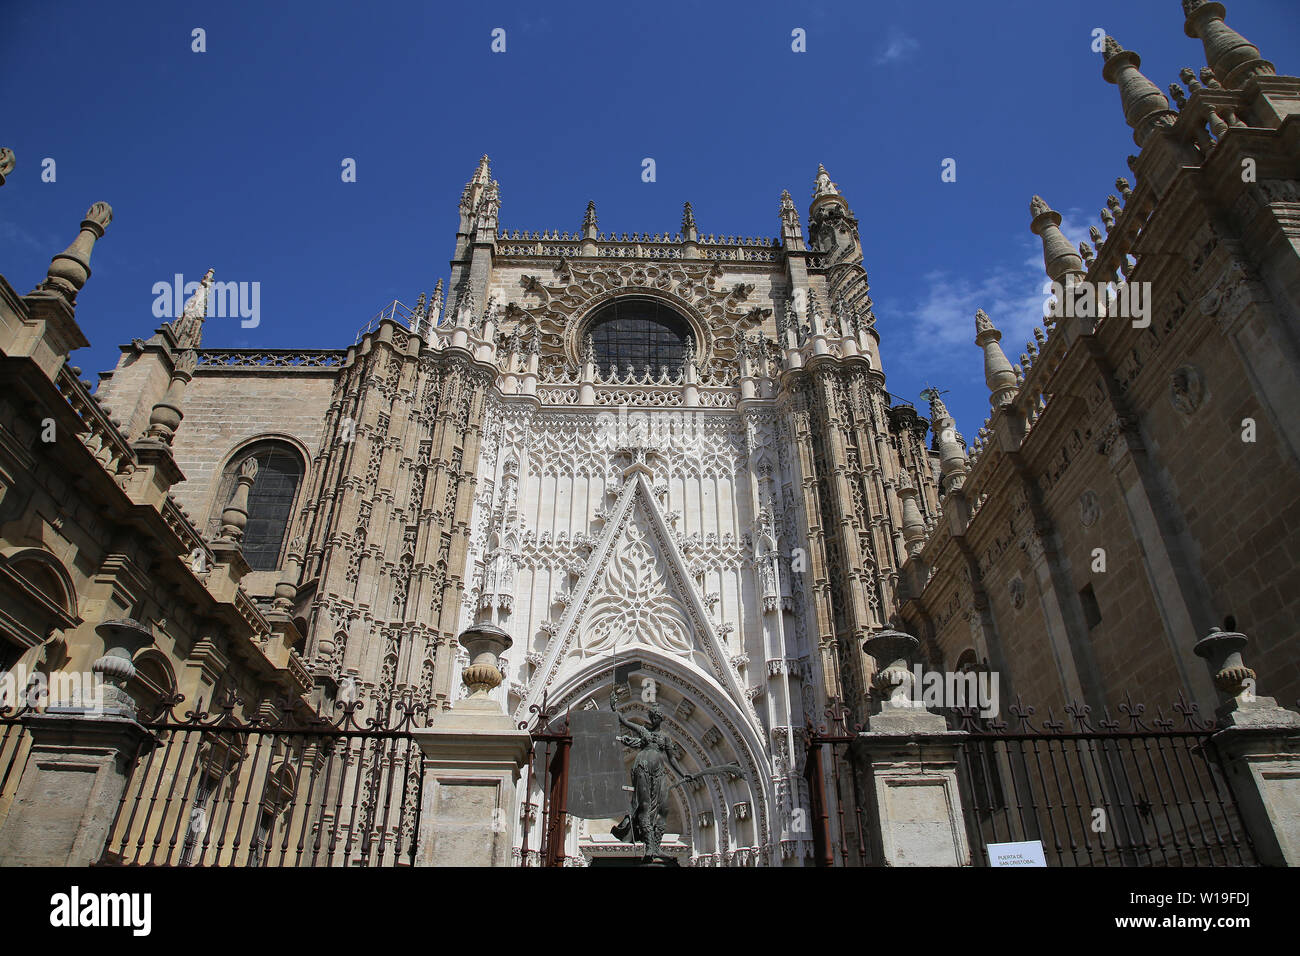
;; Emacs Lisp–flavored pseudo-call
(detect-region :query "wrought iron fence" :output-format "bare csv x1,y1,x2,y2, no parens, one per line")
803,704,872,867
948,697,1256,867
804,695,1259,867
98,692,426,868
517,697,571,867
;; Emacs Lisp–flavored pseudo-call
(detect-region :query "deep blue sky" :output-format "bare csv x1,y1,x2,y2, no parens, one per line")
4,0,1298,435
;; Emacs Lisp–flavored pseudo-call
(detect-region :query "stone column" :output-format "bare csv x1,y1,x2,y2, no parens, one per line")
854,628,970,867
1195,627,1300,866
0,618,155,866
412,623,531,867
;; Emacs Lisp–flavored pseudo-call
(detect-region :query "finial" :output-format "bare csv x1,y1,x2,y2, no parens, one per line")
1106,194,1122,216
0,147,13,187
975,309,995,335
812,163,839,201
1079,240,1095,265
582,200,598,231
33,201,114,306
1102,35,1124,60
1030,194,1084,283
1168,83,1188,109
681,201,696,233
1101,208,1115,231
1180,67,1203,92
1183,0,1273,89
1116,177,1133,201
430,278,444,327
1089,225,1104,245
1199,66,1223,90
1102,36,1177,147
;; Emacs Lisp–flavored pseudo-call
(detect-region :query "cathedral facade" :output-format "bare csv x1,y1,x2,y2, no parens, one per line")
1,0,1298,867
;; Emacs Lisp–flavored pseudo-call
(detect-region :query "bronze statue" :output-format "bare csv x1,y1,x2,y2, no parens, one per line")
607,688,743,863
609,690,690,860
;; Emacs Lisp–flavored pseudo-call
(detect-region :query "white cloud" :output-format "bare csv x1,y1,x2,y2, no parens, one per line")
882,207,1097,377
875,29,919,65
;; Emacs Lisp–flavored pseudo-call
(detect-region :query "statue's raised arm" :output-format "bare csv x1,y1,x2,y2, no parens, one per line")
609,689,649,742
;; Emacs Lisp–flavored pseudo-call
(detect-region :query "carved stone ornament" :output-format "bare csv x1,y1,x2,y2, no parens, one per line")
1009,576,1026,610
1169,365,1205,415
1079,490,1100,528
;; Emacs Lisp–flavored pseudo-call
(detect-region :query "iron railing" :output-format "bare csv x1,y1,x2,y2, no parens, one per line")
947,696,1256,867
517,694,571,867
804,694,1258,867
98,692,427,868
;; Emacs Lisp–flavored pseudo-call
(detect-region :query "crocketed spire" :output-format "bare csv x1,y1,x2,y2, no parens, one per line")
459,155,492,217
681,201,698,242
581,200,599,238
1102,36,1178,147
171,268,213,349
975,310,1018,410
1183,0,1273,89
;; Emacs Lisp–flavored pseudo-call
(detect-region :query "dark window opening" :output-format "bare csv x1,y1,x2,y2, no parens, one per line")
586,298,691,377
1080,584,1102,629
240,449,303,571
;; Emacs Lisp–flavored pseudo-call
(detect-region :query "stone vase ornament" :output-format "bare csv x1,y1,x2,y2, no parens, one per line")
863,627,920,707
88,617,155,715
458,622,511,698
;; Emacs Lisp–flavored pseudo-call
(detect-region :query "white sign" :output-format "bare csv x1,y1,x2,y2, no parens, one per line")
987,840,1047,867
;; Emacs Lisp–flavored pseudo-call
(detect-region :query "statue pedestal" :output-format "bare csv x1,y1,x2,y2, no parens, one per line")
411,697,531,867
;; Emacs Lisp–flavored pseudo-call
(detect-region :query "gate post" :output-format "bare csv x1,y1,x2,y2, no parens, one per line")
855,629,970,867
1195,627,1300,866
412,625,530,867
0,619,155,866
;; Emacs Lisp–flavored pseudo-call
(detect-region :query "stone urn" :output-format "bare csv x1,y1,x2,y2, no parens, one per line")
863,627,919,706
90,617,155,715
1193,627,1255,700
458,623,512,699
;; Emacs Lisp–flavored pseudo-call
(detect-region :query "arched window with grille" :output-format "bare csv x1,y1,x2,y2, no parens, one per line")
210,440,305,572
585,297,692,377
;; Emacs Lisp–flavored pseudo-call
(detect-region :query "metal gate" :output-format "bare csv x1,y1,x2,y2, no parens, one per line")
804,695,1259,867
517,698,571,867
98,692,426,867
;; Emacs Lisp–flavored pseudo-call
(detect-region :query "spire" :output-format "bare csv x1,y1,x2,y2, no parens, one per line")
411,291,428,337
897,479,927,558
681,201,697,239
459,155,492,230
974,310,1018,411
171,267,213,349
811,163,839,201
430,278,444,328
1029,195,1085,285
779,189,805,252
922,387,968,495
581,200,599,239
1183,0,1273,89
1102,36,1178,147
32,202,113,307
